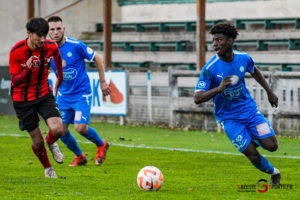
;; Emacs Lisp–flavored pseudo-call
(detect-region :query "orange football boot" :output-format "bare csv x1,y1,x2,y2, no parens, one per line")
96,140,109,165
69,153,87,167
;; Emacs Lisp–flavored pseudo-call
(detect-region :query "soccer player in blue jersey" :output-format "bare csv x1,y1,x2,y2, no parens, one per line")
194,22,281,185
47,16,111,166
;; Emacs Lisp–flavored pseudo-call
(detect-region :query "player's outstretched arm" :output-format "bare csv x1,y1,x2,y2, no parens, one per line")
194,76,232,104
251,66,278,107
93,53,111,96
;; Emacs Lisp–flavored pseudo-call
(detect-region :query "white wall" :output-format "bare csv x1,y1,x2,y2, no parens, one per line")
2,0,300,66
0,0,121,66
120,0,300,22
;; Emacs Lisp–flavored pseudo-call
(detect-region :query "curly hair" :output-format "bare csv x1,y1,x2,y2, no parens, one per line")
209,22,238,40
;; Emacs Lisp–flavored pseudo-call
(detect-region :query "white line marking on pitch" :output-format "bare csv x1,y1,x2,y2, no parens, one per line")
1,133,300,159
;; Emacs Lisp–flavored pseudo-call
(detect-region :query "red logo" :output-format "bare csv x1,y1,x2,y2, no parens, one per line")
257,179,268,193
32,56,41,68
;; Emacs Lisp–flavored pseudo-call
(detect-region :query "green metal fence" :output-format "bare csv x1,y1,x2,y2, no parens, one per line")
117,0,262,6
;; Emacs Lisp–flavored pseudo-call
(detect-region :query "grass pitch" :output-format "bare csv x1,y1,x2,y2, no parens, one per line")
0,115,299,199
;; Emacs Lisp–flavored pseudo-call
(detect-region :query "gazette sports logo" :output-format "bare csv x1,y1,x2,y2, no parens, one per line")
237,179,293,193
257,179,270,193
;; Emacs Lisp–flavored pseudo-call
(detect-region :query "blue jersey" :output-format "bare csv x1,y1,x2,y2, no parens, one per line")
51,37,95,97
195,51,258,122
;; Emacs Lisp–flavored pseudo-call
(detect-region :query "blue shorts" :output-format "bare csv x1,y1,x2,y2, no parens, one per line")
57,94,92,125
221,112,275,152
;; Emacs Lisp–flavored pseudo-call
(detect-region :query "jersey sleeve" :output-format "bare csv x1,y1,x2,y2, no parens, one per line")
9,49,22,74
195,66,212,92
246,55,255,73
78,41,95,61
52,46,63,85
50,59,58,77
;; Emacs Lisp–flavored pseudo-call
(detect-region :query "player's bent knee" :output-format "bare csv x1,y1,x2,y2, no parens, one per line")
51,127,63,137
49,124,63,137
75,124,88,135
266,143,278,152
47,117,63,136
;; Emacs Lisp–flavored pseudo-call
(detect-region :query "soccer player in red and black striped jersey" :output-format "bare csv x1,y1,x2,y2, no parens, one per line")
9,17,64,178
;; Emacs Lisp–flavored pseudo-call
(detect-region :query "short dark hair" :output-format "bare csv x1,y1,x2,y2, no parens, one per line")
48,16,63,23
210,22,238,40
26,17,49,36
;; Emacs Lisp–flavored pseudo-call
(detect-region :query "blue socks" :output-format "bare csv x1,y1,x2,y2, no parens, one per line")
83,127,103,147
60,127,103,157
60,130,83,156
252,155,274,174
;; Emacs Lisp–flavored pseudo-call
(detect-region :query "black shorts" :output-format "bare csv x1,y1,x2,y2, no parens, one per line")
13,94,61,132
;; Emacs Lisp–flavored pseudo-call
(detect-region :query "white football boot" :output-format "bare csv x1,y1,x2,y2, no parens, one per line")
45,167,57,178
46,140,64,164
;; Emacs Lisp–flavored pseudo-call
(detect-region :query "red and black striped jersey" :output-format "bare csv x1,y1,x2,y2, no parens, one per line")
9,38,63,101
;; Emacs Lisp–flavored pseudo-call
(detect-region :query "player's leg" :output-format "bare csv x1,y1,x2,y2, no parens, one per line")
242,142,280,185
13,100,56,178
46,119,65,164
60,124,81,156
41,95,64,140
60,123,87,166
242,142,275,174
38,95,64,164
75,123,103,146
248,113,278,151
223,119,279,184
47,116,63,137
56,98,86,166
75,123,109,165
29,127,57,178
74,95,109,165
257,135,278,152
247,112,281,185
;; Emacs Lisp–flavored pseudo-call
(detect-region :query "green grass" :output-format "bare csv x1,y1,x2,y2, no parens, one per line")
0,115,299,199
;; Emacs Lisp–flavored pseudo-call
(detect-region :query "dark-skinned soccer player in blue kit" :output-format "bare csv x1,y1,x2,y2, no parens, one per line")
194,22,280,185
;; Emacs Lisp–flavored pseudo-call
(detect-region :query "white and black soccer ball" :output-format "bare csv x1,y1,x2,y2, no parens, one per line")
230,75,239,85
137,166,164,191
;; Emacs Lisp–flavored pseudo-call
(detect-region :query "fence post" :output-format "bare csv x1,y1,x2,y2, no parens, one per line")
168,67,178,127
119,116,124,126
267,70,273,126
147,70,152,122
268,70,280,134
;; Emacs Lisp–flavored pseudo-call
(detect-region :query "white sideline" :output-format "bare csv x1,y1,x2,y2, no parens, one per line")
1,132,300,160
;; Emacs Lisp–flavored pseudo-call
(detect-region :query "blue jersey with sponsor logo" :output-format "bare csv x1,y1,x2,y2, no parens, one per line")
195,51,258,122
51,37,95,97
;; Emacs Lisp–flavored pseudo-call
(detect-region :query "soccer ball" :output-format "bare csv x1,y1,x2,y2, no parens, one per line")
230,75,239,85
137,166,164,191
